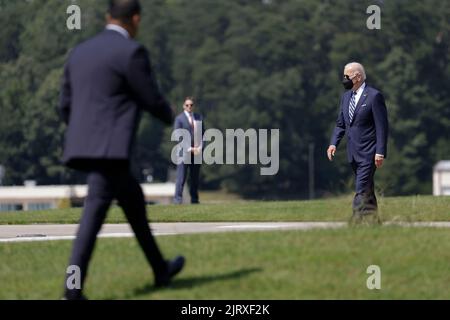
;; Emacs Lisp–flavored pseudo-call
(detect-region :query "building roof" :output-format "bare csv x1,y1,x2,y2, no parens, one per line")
434,161,450,171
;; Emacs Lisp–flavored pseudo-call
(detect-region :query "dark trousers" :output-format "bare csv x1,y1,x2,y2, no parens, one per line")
64,163,167,299
351,160,378,217
174,162,201,204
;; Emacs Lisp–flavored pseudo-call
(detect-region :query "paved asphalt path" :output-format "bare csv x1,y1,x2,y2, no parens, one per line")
1,221,450,243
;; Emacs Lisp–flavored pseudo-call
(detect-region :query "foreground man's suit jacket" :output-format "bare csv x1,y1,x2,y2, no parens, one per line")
59,29,173,170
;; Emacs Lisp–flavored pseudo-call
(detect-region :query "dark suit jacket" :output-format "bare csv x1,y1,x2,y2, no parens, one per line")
330,84,389,163
58,29,173,170
174,112,204,138
174,112,205,161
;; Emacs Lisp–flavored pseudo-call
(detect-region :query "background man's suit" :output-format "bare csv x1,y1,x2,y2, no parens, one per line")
173,112,204,204
330,84,388,217
59,27,174,299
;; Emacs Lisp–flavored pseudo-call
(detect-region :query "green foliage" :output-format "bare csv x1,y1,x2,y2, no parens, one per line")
2,227,450,299
1,195,449,225
0,0,448,197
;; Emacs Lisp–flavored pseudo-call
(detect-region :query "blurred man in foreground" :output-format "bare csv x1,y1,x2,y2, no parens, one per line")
59,0,184,300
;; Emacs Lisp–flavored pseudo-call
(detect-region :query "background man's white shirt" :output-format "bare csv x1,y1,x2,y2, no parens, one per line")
184,111,203,152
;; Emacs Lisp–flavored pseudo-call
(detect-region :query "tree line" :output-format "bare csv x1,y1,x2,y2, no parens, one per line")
0,0,449,198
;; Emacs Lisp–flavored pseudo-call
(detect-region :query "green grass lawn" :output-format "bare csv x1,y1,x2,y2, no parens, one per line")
1,227,449,299
0,195,449,225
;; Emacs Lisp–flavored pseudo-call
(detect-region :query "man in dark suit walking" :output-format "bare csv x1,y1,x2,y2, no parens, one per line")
173,97,204,204
59,0,184,300
327,62,388,224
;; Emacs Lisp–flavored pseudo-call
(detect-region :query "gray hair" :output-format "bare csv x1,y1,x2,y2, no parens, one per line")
344,62,366,81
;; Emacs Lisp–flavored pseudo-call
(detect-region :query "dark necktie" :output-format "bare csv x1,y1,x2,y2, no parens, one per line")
349,91,357,123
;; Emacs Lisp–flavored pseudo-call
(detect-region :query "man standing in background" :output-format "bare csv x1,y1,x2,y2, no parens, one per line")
59,0,184,299
327,62,388,224
173,97,204,204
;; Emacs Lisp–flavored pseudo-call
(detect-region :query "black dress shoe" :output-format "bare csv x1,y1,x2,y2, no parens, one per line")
155,256,185,287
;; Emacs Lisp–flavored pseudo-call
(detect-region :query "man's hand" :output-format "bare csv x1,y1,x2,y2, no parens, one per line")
189,147,200,155
327,145,336,161
192,147,201,156
375,154,384,168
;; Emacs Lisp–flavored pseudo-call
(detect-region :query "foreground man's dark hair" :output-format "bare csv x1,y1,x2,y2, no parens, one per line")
108,0,141,22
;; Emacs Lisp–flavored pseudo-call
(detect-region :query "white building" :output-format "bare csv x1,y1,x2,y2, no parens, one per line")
0,183,176,212
433,161,450,196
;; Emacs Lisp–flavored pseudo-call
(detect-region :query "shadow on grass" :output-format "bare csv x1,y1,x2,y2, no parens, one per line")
109,267,262,299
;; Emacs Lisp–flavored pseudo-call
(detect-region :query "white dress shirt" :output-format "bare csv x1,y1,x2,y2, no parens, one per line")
353,82,366,106
184,111,203,151
105,24,130,39
184,111,194,126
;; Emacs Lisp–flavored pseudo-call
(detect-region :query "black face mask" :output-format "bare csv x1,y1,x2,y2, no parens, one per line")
342,75,354,90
